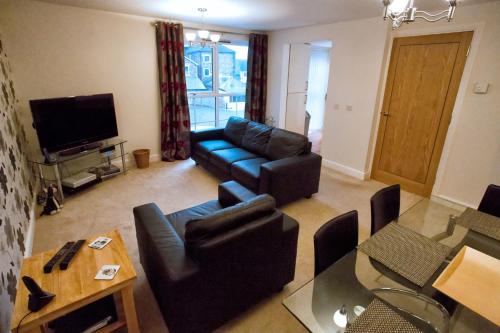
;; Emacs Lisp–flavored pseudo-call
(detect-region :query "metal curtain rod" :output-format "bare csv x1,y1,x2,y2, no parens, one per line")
150,21,250,36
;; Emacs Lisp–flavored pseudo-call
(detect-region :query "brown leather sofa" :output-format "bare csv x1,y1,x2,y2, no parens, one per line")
134,181,299,333
190,116,322,206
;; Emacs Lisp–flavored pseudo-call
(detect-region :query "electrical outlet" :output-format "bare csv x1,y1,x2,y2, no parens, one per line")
346,105,353,111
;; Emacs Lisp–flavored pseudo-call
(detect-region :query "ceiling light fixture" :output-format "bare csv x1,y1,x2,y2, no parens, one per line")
186,8,222,47
382,0,457,29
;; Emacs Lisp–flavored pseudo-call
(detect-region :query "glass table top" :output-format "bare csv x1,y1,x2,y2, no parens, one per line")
283,197,500,333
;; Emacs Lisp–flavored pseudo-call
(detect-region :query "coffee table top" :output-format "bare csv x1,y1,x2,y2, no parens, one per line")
11,229,136,331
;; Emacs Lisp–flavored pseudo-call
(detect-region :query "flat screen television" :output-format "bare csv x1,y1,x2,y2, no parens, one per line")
30,93,118,153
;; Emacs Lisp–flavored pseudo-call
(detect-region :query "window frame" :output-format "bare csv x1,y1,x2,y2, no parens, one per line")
185,34,249,130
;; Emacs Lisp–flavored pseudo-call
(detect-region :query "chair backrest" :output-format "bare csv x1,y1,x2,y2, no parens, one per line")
370,184,400,235
314,210,358,276
478,184,500,218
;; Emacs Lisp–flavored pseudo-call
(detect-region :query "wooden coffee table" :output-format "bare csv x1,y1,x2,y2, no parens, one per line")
11,229,139,333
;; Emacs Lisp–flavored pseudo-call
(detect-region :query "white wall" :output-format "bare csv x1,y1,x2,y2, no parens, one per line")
268,2,500,207
0,0,160,159
268,17,390,179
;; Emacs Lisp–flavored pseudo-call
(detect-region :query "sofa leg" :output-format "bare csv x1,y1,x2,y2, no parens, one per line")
305,194,312,199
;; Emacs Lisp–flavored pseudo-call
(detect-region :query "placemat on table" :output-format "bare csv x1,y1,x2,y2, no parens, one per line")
358,222,452,287
456,207,500,241
345,298,423,333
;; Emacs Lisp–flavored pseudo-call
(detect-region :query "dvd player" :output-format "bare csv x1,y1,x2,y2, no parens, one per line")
62,172,97,189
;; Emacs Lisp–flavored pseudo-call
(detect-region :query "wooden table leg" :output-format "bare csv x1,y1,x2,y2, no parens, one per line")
121,284,140,333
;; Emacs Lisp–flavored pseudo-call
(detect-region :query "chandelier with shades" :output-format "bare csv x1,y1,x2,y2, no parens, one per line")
185,8,221,47
382,0,457,29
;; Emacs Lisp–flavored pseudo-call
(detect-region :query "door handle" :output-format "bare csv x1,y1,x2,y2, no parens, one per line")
381,112,391,117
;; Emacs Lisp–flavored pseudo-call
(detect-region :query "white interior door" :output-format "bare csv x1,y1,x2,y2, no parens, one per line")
285,93,308,134
285,43,311,133
287,44,311,93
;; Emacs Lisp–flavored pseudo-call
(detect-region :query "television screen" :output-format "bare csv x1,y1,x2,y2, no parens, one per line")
30,93,118,153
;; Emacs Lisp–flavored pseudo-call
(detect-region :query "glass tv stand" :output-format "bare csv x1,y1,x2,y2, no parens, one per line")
29,138,127,202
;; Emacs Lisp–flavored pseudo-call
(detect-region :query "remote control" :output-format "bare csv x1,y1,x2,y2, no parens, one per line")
59,240,86,270
43,241,74,273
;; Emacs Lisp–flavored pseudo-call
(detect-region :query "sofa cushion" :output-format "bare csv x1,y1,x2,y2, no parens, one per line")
195,140,235,159
210,148,257,173
231,158,269,192
241,121,273,155
185,194,276,246
223,116,249,145
165,200,223,240
265,128,309,160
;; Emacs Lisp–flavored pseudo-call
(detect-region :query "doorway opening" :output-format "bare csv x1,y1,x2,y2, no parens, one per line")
306,41,331,154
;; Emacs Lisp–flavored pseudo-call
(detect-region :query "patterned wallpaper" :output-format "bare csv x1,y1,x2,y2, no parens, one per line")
0,33,34,331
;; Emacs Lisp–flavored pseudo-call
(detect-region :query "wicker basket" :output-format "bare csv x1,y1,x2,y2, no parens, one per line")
133,149,150,169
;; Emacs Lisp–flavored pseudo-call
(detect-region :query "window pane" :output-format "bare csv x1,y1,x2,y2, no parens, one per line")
218,44,248,95
189,96,216,130
218,96,246,128
185,46,213,92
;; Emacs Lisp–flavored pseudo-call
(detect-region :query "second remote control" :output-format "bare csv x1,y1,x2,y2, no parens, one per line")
43,241,74,273
59,240,86,270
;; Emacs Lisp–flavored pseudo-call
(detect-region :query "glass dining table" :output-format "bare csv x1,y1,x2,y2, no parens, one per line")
283,197,500,333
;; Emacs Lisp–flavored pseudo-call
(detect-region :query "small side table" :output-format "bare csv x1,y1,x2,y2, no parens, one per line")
11,230,139,333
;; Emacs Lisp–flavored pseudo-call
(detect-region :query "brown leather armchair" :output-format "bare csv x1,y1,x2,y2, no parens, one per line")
134,181,299,333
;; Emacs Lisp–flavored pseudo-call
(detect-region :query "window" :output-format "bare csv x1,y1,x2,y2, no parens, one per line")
185,41,249,130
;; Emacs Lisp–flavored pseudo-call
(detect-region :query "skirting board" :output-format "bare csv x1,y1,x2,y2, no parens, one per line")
24,178,40,258
322,159,368,180
432,194,477,210
122,153,161,168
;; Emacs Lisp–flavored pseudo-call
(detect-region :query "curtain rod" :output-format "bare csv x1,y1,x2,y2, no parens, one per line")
150,21,251,36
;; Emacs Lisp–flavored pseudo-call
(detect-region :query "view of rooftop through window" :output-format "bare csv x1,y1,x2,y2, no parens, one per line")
185,42,248,130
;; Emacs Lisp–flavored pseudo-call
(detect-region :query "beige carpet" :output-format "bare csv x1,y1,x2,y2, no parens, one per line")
33,160,422,332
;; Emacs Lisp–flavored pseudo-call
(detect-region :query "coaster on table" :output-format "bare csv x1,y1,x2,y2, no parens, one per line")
95,265,120,280
456,208,500,241
345,298,422,333
89,236,112,249
358,223,452,287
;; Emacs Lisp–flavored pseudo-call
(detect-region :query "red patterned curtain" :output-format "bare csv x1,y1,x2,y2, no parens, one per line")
245,33,268,123
155,22,191,161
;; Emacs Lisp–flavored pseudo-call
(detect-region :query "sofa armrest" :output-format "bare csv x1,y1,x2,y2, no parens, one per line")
190,128,225,143
218,181,257,207
260,153,322,206
133,203,199,283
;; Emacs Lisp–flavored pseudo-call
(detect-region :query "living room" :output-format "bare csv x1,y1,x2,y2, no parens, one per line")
1,0,499,332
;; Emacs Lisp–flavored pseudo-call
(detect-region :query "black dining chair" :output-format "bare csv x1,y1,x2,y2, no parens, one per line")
370,184,400,235
478,184,500,218
314,210,358,276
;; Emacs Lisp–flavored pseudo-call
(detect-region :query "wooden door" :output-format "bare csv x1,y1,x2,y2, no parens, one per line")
371,32,473,196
